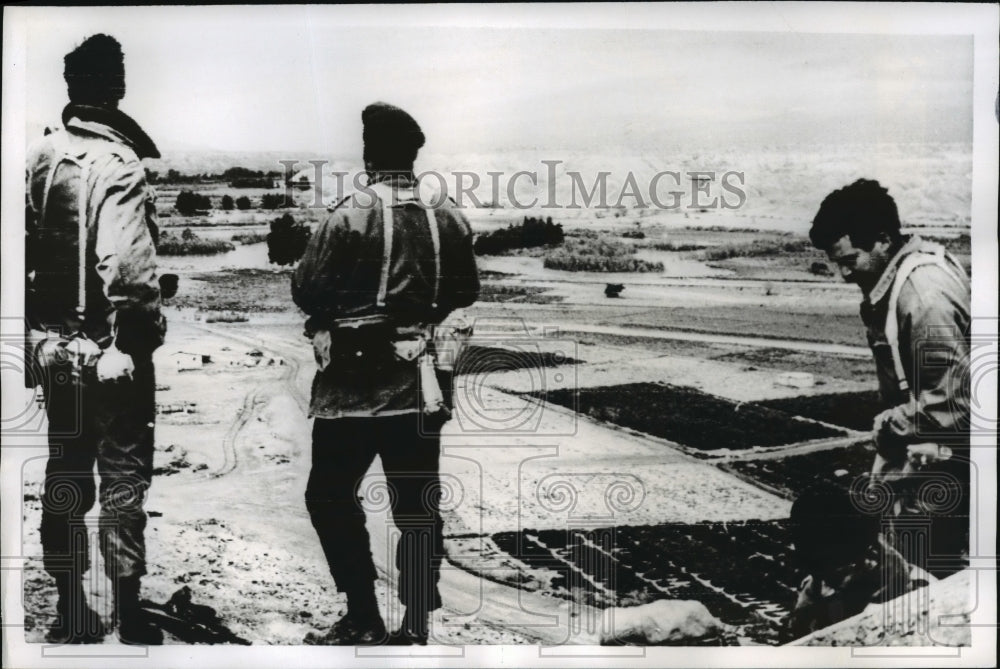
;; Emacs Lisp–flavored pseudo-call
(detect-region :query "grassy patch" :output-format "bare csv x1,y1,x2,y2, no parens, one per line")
204,310,250,323
477,283,563,303
647,241,708,252
231,231,267,244
701,238,812,261
544,233,664,272
170,268,293,313
158,231,235,256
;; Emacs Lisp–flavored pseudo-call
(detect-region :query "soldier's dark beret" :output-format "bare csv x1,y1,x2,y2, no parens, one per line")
362,102,425,151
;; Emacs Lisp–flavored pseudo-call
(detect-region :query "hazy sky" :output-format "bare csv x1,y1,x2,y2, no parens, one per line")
16,6,974,156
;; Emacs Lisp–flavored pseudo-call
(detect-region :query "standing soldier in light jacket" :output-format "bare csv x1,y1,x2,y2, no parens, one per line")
809,179,971,578
293,102,480,645
26,34,166,645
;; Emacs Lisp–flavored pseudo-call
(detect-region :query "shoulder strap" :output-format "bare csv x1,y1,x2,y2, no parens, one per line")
370,182,442,309
37,133,91,327
885,245,968,394
424,206,441,309
376,187,394,307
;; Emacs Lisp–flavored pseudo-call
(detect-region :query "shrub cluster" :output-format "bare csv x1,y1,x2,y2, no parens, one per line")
701,238,811,261
473,217,564,255
649,241,707,252
175,191,212,216
232,231,268,244
543,233,664,272
158,229,235,256
261,193,293,210
267,213,312,266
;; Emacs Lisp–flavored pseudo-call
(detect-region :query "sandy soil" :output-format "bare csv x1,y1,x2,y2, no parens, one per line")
17,229,964,648
19,314,817,646
792,569,973,646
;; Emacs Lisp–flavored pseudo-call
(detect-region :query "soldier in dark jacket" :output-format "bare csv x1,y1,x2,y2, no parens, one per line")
25,34,165,645
293,102,479,645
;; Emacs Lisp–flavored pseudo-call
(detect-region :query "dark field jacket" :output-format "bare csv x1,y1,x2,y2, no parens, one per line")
292,175,480,418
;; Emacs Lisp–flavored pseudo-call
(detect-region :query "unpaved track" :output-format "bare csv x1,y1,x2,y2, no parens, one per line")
469,304,870,357
187,323,569,643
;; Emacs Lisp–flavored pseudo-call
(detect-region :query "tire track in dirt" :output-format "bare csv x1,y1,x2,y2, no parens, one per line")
213,386,263,478
185,323,312,480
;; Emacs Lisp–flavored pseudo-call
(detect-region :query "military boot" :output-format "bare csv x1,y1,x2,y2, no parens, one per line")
45,575,108,644
303,585,387,645
386,607,430,645
114,577,163,645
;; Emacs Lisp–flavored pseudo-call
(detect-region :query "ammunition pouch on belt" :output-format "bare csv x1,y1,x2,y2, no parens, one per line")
310,315,461,421
26,329,102,389
311,316,396,372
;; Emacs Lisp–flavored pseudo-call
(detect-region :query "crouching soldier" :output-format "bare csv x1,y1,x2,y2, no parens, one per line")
809,179,971,578
787,483,933,638
292,102,479,645
26,34,166,644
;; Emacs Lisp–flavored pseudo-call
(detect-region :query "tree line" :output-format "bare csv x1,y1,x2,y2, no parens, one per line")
149,166,284,186
174,191,292,215
473,216,565,255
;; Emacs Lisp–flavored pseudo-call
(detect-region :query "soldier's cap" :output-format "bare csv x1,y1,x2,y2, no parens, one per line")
362,102,425,151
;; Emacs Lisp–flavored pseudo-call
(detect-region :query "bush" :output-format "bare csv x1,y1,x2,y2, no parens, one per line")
232,231,268,244
158,230,235,256
235,196,252,210
230,177,273,188
261,193,293,210
621,229,646,239
175,190,212,216
649,241,707,252
543,233,664,272
266,213,312,266
205,310,249,323
809,261,834,276
221,194,235,211
701,238,812,261
474,216,564,255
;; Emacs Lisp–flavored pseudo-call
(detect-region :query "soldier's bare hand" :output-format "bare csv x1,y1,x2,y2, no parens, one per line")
96,347,135,382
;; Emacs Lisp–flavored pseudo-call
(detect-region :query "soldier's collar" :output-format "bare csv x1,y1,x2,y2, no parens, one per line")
866,235,921,305
62,104,161,159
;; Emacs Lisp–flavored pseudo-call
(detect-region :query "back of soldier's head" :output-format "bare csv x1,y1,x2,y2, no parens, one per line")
790,482,880,574
362,102,425,171
64,34,125,107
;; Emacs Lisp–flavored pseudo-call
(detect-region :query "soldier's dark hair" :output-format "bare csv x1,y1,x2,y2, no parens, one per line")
790,482,880,574
809,179,902,251
363,142,420,172
64,34,125,106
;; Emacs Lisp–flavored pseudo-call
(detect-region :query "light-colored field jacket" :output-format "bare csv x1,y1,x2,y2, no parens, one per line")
26,105,164,356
